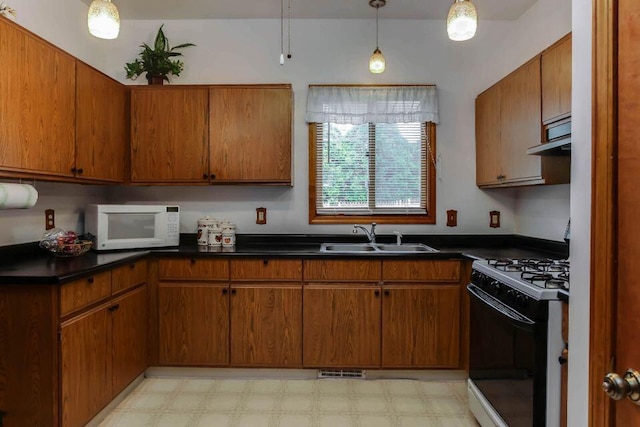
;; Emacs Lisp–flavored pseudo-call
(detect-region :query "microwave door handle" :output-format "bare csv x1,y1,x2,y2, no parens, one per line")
467,284,535,331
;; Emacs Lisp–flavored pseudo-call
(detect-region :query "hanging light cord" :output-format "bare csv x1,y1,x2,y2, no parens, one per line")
375,5,379,49
287,0,292,59
280,0,284,64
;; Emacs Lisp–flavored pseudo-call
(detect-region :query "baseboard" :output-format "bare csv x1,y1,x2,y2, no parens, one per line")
86,373,145,427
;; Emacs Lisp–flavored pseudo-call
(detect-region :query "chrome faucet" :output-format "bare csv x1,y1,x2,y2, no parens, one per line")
353,223,377,244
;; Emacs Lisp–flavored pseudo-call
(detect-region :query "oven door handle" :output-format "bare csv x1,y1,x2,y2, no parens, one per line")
467,284,535,329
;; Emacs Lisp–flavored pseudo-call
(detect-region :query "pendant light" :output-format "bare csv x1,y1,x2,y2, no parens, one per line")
447,0,477,41
369,0,386,74
87,0,120,40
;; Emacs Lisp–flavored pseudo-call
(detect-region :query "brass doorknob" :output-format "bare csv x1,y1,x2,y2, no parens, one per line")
602,369,640,405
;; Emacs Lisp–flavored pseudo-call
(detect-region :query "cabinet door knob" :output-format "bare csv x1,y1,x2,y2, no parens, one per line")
374,290,380,297
71,167,77,174
210,173,216,180
190,258,196,264
222,288,228,295
129,263,136,269
231,289,237,295
108,303,120,312
384,290,390,296
263,259,269,265
87,277,94,284
77,168,84,175
203,173,209,179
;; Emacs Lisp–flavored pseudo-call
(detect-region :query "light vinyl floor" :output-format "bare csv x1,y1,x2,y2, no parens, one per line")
99,378,477,427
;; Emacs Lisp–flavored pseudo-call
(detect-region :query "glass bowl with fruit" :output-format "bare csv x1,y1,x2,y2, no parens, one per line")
40,228,93,257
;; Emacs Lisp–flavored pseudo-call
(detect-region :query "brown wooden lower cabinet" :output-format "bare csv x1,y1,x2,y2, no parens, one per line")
61,284,148,427
303,284,382,368
158,282,229,366
61,301,113,427
230,284,302,367
112,285,148,394
381,284,460,368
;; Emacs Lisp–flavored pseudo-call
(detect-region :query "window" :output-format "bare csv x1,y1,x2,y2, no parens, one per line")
306,85,438,224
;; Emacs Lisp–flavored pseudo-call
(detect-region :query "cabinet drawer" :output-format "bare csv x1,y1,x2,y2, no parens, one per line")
230,259,302,281
159,258,229,281
112,260,147,294
303,260,381,282
382,260,461,282
60,270,112,316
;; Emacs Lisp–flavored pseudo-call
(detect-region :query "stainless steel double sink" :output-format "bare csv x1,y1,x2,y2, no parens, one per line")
319,243,437,253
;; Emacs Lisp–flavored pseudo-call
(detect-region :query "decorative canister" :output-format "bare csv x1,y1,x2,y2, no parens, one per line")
207,224,222,247
197,217,217,246
221,225,235,247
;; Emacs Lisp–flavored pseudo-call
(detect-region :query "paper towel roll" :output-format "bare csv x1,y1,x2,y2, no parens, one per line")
0,183,38,209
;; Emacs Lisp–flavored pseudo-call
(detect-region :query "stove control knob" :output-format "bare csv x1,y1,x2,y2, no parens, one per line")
506,289,516,304
491,281,501,293
515,294,526,308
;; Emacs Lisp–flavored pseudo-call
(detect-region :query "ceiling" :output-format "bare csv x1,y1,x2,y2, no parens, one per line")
85,0,537,21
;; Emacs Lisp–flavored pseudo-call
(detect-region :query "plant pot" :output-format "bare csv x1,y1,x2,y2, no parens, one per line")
147,75,165,85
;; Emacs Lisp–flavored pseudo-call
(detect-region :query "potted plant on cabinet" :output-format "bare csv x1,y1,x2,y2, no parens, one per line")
124,24,195,85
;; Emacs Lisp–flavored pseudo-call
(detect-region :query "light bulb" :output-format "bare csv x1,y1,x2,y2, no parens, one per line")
369,48,386,74
447,0,477,41
88,0,120,40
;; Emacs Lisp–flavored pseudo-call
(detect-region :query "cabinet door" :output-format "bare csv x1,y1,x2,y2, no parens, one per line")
112,285,148,395
75,62,127,182
381,285,460,368
158,283,229,365
61,303,112,427
500,57,543,183
303,285,381,368
230,284,302,367
131,88,209,183
0,20,75,177
542,35,572,124
475,83,503,186
209,86,292,184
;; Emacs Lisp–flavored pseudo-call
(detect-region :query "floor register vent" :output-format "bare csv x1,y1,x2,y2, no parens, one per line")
317,369,366,379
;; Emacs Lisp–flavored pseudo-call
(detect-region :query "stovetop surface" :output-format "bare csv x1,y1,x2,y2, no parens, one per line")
472,258,569,301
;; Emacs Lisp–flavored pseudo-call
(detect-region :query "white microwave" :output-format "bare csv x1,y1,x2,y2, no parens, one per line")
85,204,180,251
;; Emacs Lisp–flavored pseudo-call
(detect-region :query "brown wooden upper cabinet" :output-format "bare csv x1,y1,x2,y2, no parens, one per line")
129,84,293,185
542,34,572,124
209,85,293,184
75,62,127,183
130,86,210,184
0,17,76,180
475,35,571,188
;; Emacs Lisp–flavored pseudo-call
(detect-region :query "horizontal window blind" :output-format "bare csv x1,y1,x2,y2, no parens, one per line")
315,122,429,216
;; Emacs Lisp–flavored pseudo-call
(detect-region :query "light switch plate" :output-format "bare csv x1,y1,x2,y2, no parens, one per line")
256,207,267,225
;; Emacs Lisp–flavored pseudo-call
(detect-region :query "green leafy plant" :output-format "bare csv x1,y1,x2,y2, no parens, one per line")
124,24,195,84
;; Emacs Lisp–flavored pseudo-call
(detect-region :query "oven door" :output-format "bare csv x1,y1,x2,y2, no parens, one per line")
467,284,548,427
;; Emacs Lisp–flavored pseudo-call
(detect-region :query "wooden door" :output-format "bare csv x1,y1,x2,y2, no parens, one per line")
381,285,460,368
230,284,302,367
60,303,112,427
112,285,147,396
75,62,127,182
209,85,292,184
303,284,381,368
0,19,75,177
591,0,640,424
158,283,229,365
542,35,572,124
475,83,503,186
130,87,209,183
500,57,542,183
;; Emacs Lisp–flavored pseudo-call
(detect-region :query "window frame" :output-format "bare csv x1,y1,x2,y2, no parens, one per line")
308,122,437,224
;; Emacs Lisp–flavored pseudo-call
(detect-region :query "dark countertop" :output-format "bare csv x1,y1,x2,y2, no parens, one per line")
0,234,568,285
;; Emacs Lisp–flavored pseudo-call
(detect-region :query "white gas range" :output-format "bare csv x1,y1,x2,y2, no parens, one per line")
467,257,567,427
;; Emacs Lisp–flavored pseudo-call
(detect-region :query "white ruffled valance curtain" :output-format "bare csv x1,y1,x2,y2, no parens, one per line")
305,85,439,125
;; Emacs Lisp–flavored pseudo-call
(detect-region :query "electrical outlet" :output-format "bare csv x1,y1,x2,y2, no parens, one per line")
256,207,267,225
446,210,458,227
45,209,55,230
490,210,501,228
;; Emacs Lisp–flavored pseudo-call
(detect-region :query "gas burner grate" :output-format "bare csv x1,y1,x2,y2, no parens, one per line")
521,271,554,284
